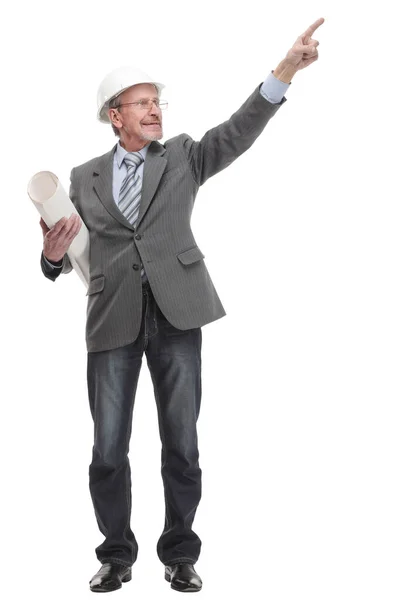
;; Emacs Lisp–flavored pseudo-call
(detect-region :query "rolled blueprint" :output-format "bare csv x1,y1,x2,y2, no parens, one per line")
28,171,90,289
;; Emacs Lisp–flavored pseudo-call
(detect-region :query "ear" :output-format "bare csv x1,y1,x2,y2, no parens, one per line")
108,107,122,130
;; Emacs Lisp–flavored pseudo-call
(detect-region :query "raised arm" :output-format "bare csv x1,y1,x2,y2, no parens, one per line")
184,17,324,186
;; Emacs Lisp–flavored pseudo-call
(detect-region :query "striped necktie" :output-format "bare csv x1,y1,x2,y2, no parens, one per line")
118,151,146,279
119,151,144,225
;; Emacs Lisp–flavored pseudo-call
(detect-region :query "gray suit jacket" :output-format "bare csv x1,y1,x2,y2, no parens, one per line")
41,83,286,352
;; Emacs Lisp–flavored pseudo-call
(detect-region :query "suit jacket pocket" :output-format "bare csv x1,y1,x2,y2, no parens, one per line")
176,246,205,265
86,275,105,296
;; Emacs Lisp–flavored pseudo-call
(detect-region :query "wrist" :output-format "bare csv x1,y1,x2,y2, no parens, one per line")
273,59,298,83
44,253,63,264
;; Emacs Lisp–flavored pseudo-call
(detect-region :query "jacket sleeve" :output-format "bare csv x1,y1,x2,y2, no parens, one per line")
182,83,286,186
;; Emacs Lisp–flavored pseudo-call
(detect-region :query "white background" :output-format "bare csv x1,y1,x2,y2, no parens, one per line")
1,1,399,598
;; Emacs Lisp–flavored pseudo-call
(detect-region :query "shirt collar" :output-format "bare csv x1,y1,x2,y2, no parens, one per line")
115,141,150,168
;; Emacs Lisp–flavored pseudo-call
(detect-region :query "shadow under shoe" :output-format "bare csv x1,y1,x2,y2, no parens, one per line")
89,562,132,593
165,563,202,592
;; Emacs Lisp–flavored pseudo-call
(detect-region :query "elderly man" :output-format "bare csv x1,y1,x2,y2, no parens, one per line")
40,18,324,594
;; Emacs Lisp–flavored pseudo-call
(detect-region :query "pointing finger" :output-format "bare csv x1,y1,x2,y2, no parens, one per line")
302,17,325,43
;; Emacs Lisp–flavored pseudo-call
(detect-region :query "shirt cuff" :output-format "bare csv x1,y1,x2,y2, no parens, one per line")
43,254,63,269
259,71,291,104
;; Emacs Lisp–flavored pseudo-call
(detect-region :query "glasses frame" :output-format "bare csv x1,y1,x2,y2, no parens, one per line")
115,99,168,111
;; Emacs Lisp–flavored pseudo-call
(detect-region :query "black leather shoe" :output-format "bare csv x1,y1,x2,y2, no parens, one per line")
89,562,132,593
165,563,202,592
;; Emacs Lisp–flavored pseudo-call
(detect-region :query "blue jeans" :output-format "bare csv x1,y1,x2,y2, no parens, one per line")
87,279,202,567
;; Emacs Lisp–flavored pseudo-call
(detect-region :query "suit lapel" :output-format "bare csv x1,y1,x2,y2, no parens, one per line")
93,145,131,229
92,141,167,231
135,141,167,229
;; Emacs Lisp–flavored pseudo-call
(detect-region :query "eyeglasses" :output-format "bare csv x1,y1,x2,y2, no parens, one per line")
116,99,168,111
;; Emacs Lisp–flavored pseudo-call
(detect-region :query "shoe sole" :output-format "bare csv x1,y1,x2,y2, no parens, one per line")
165,572,202,592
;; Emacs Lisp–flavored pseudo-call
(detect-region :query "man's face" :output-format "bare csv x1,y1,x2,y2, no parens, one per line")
109,83,163,145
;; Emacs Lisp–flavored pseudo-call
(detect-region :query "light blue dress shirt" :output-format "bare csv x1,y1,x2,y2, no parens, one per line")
44,71,289,270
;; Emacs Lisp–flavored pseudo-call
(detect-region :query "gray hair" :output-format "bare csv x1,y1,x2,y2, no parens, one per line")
108,95,122,137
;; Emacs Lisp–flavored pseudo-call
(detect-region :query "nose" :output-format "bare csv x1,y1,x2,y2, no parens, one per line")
148,100,161,115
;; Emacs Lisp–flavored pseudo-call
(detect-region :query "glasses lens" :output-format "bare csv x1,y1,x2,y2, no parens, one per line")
141,100,167,110
118,100,168,110
149,100,168,110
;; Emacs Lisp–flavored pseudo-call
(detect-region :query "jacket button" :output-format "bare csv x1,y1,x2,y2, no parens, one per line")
132,264,140,270
135,234,141,240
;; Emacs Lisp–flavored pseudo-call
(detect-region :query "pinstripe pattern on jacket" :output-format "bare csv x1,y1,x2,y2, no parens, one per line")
41,83,286,352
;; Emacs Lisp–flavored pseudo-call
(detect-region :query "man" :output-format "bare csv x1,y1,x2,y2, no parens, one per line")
39,18,324,593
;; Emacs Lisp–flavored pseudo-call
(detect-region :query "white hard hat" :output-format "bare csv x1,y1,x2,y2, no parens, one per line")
97,66,165,124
